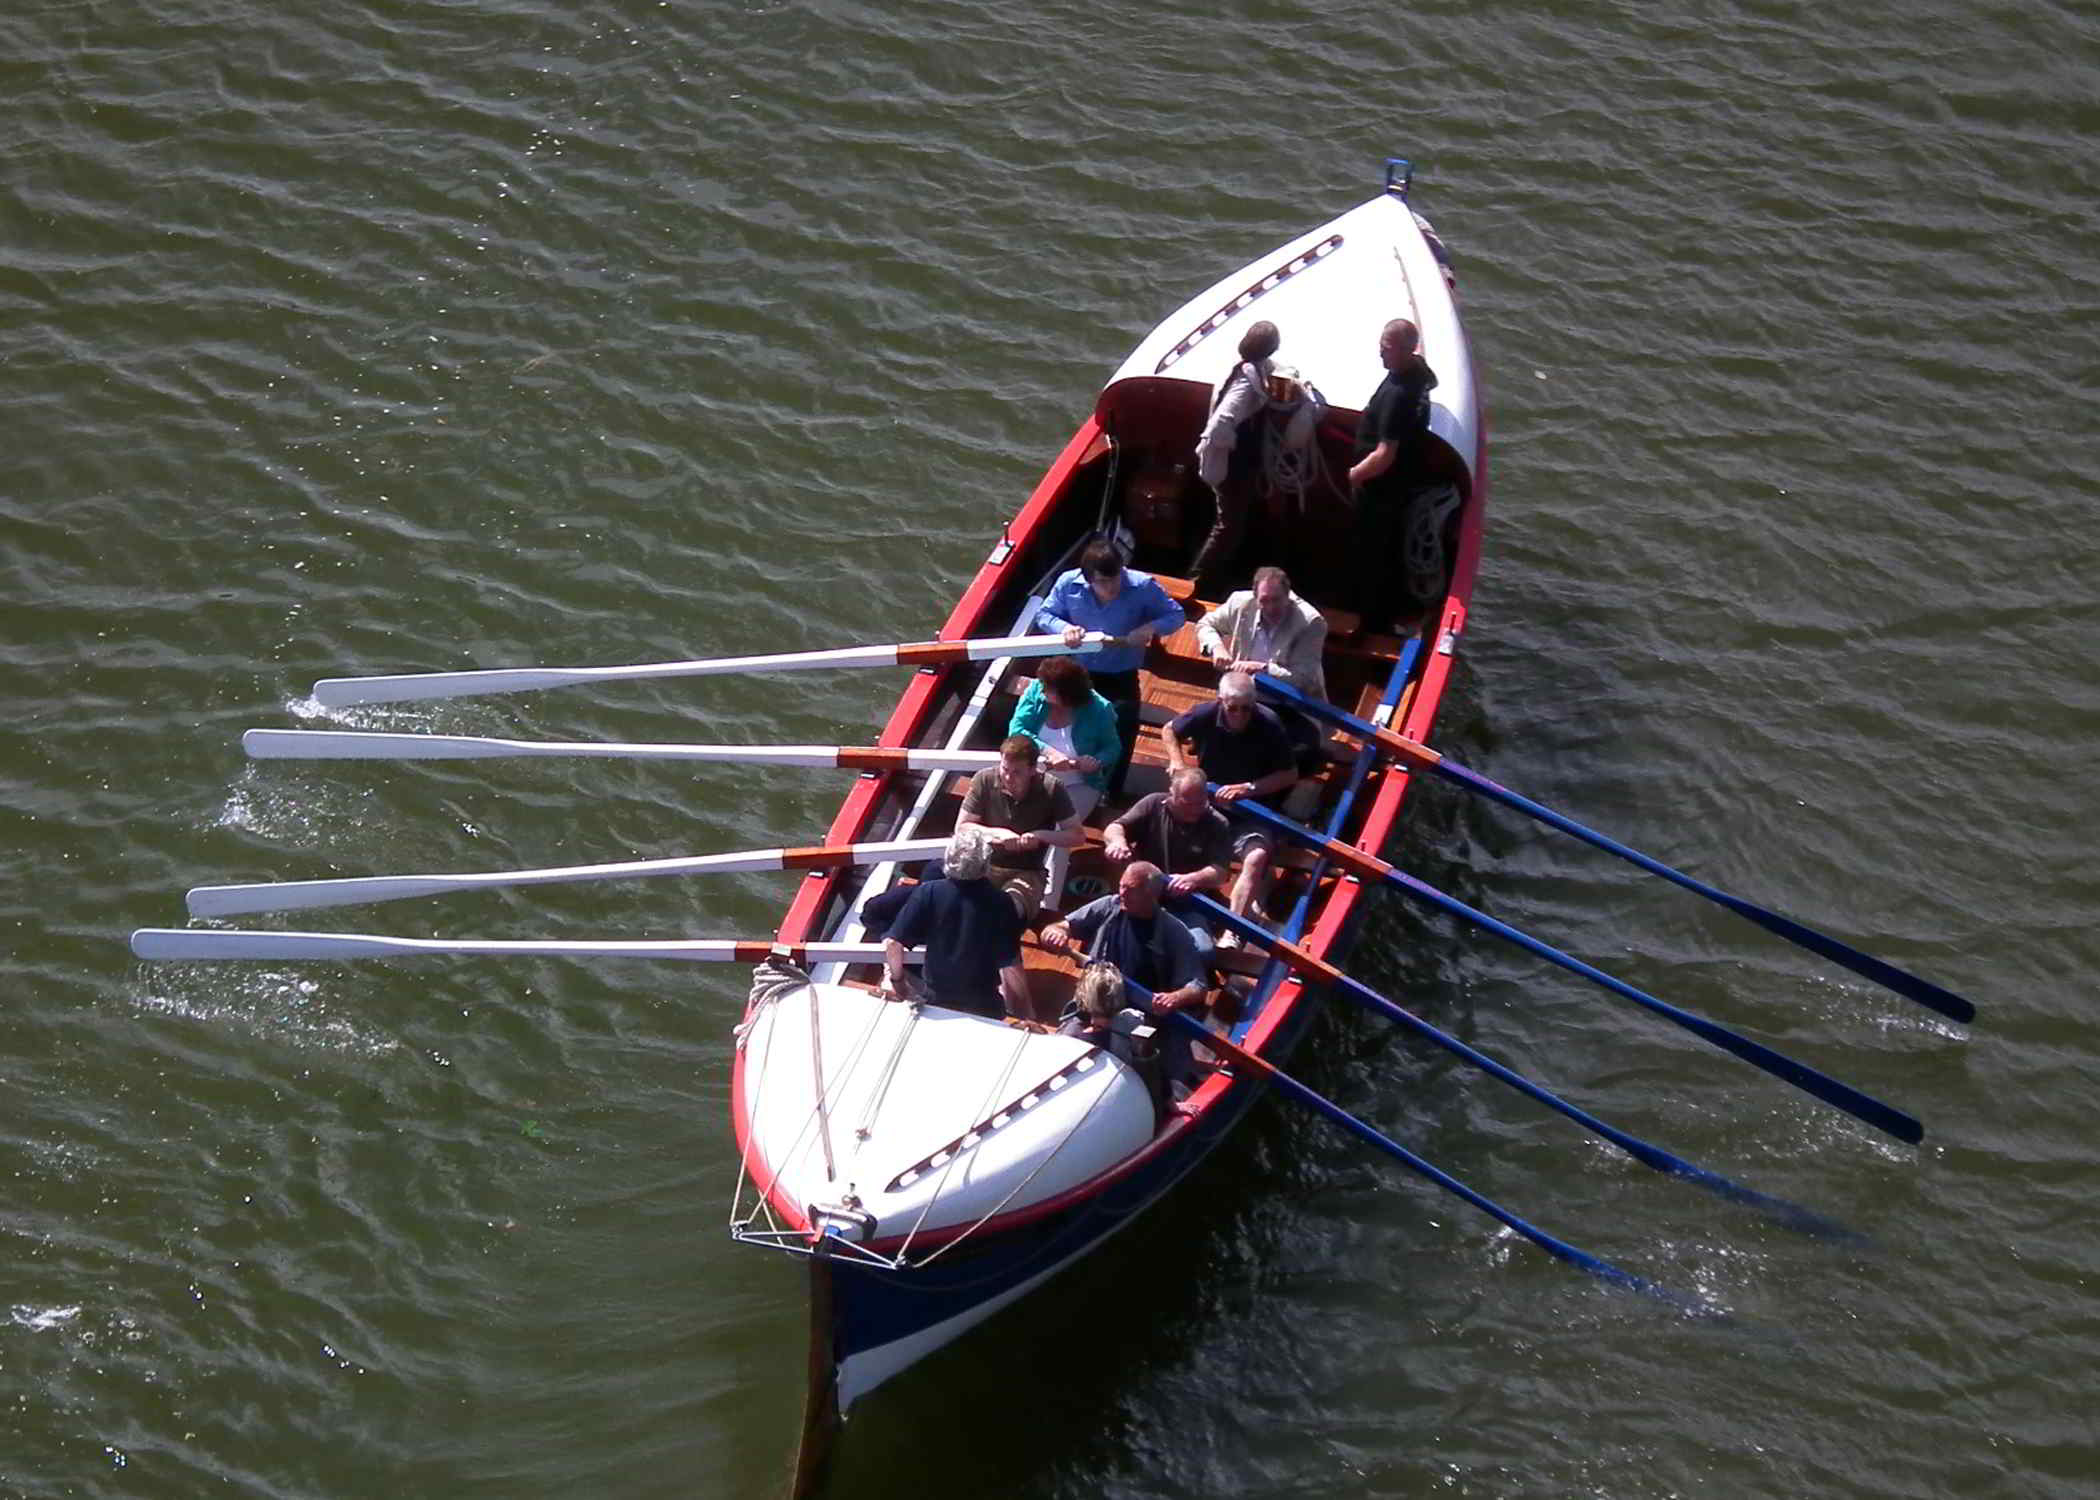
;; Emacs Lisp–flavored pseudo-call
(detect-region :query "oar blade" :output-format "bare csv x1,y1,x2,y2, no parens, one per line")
1707,888,1976,1025
181,837,949,919
312,668,588,706
308,632,1109,708
1436,759,1980,1026
187,874,476,918
244,729,529,760
131,929,903,965
134,927,413,961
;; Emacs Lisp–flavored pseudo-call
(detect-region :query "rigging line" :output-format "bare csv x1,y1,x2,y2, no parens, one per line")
728,981,790,1233
730,979,892,1229
892,1021,1039,1261
904,1050,1122,1269
753,986,898,1209
809,985,838,1183
852,998,923,1142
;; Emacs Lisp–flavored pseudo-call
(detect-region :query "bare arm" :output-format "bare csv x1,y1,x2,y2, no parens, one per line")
1164,728,1197,775
1034,812,1085,851
1167,862,1229,895
1349,439,1398,490
1150,980,1209,1013
882,937,916,997
999,963,1034,1021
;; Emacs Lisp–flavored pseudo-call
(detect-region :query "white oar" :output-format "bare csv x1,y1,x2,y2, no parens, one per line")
243,729,1002,771
185,836,948,919
310,631,1109,707
131,929,910,965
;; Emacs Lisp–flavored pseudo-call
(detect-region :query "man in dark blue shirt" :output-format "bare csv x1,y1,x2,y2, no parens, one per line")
882,827,1032,1020
1039,862,1207,1013
1041,862,1210,1090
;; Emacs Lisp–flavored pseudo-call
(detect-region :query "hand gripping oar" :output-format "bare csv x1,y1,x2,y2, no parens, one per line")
1188,895,1855,1240
1225,796,1925,1145
1254,675,1976,1025
131,930,911,964
1149,1008,1700,1309
310,631,1111,707
242,730,1003,770
185,836,948,919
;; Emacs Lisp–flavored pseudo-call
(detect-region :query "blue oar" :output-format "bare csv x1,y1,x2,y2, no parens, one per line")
1149,1009,1703,1310
1254,675,1976,1025
1223,796,1925,1145
1188,894,1856,1240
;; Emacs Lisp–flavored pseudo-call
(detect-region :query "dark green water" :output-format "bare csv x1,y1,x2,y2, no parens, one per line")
5,0,2096,1495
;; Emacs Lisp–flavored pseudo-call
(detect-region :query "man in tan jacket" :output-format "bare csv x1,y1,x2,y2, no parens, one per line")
1194,565,1328,703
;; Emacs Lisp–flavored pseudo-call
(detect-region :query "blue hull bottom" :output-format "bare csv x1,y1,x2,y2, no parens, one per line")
822,983,1329,1410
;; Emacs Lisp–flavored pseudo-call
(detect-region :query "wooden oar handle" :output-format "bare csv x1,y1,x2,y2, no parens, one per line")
781,845,878,869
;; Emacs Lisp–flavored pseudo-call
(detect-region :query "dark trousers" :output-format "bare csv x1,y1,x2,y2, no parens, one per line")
1091,667,1142,800
1188,476,1253,594
932,988,1005,1020
1350,485,1417,627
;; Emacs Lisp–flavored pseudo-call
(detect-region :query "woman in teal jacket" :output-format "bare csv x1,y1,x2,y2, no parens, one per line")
1009,656,1121,818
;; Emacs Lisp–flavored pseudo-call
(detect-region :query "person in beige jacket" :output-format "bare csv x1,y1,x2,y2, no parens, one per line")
1194,566,1328,703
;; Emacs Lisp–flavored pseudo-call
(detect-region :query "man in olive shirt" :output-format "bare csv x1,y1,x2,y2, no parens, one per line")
958,735,1085,918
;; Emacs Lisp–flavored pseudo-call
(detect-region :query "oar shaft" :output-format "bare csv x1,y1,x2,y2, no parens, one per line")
1189,895,1855,1238
1437,760,1977,1023
1154,1011,1672,1300
311,632,1108,706
1226,797,1924,1145
184,836,949,918
131,929,907,964
243,729,999,773
1255,674,1976,1025
1192,896,1674,1172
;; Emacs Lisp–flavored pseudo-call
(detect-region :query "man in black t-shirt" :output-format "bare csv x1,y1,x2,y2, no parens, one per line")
1164,671,1299,935
1104,768,1232,964
1348,318,1441,629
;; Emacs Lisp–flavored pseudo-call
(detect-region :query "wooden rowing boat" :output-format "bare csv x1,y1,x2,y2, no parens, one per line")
735,160,1486,1481
124,158,1975,1498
